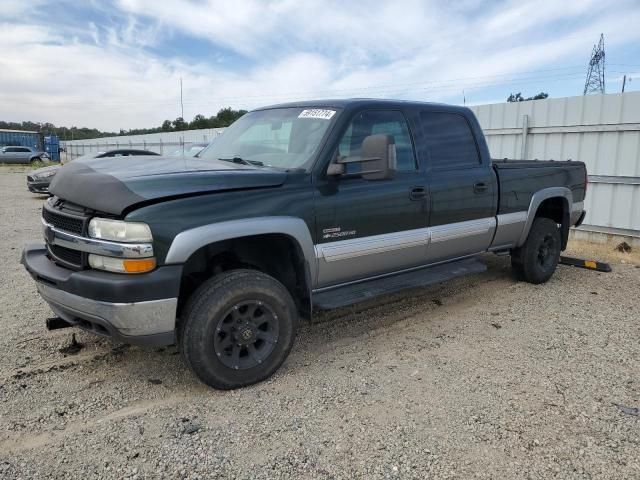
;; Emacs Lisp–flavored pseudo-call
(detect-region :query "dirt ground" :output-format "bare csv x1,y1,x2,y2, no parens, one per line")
0,168,639,479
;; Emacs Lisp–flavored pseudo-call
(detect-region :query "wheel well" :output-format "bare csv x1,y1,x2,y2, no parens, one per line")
177,234,311,319
535,197,565,224
535,197,570,249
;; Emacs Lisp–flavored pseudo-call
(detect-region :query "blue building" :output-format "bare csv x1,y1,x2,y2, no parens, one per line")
0,129,61,161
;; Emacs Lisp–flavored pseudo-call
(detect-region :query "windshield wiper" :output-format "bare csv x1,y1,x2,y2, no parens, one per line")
218,156,264,167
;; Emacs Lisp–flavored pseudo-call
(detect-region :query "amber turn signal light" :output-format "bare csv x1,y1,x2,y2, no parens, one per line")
122,258,157,273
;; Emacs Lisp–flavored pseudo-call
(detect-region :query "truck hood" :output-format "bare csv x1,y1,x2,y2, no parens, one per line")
49,156,287,215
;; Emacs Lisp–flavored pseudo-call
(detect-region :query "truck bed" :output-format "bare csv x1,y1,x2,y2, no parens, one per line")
492,159,587,215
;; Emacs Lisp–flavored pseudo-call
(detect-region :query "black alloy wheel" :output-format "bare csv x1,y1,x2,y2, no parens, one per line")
213,300,280,370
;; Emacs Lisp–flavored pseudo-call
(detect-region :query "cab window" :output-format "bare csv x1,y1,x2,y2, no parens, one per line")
337,110,417,173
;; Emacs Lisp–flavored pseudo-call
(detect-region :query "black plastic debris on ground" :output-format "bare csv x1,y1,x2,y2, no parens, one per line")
615,241,632,253
59,333,83,356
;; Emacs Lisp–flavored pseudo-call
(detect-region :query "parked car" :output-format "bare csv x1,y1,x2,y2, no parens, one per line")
22,99,587,389
1,146,49,164
26,165,59,194
167,143,209,158
26,149,160,194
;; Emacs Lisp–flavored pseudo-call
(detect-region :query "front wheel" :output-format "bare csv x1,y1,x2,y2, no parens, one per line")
30,157,41,164
180,269,298,389
511,217,561,284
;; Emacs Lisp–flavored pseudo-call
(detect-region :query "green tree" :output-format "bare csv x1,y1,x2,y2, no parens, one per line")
215,107,247,126
507,92,549,102
190,114,209,130
172,117,187,131
0,106,249,140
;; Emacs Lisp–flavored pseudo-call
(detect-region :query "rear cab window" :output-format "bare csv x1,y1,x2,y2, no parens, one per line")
419,112,480,170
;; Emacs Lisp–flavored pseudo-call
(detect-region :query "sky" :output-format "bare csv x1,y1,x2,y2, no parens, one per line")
1,0,640,131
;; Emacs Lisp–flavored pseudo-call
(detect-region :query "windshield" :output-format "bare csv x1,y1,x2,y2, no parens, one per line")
168,144,208,157
197,107,339,170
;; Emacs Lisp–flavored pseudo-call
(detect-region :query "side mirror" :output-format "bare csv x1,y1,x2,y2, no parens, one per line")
327,134,397,180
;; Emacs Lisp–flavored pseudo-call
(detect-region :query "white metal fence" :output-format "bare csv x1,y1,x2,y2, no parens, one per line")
470,91,640,239
62,92,640,240
61,128,225,161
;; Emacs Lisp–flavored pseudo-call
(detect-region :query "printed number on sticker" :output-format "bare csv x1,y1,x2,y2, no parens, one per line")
298,109,336,120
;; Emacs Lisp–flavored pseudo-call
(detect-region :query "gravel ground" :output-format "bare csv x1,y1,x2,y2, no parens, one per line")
0,168,639,479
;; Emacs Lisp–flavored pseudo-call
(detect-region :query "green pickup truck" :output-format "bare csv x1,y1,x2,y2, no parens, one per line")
22,99,587,389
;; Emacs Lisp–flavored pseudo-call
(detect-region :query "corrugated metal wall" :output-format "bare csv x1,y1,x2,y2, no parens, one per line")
0,129,41,150
470,91,640,237
62,128,225,159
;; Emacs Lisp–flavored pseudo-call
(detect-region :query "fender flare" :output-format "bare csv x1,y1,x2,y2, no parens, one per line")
517,187,572,247
164,216,317,285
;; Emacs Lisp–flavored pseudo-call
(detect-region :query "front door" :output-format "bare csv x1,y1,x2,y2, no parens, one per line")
2,147,21,164
313,109,428,288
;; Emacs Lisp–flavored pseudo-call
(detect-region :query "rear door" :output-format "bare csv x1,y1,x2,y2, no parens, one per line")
418,111,497,263
15,147,32,163
313,109,428,287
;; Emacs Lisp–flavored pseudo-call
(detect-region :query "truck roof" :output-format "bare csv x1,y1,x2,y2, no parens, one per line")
258,98,470,114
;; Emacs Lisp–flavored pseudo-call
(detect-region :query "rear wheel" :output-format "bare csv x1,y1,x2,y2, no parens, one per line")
180,269,298,389
511,217,561,284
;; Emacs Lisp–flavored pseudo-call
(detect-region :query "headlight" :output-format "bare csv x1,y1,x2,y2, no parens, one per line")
36,170,57,179
88,218,153,243
88,254,156,274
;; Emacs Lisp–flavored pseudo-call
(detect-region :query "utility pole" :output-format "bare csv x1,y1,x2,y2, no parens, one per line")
180,77,184,120
622,75,627,93
583,34,605,95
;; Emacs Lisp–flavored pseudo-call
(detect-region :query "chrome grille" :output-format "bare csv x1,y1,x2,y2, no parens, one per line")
43,200,90,269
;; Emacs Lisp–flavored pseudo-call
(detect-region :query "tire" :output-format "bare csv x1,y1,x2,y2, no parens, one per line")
30,157,41,164
511,217,561,284
180,269,298,389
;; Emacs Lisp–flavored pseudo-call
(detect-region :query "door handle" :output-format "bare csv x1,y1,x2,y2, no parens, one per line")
473,182,489,193
409,186,427,201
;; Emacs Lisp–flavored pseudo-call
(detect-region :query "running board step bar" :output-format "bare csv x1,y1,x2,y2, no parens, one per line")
313,258,487,310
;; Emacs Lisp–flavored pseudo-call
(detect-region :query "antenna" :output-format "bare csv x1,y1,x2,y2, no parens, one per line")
583,34,605,95
180,77,184,119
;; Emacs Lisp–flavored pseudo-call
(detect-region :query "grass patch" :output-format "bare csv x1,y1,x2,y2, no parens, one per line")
0,161,59,171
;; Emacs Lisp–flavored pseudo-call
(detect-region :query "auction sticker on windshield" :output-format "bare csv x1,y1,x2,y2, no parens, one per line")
298,109,336,120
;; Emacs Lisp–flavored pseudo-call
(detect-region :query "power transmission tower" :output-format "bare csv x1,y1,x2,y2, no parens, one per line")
583,34,605,95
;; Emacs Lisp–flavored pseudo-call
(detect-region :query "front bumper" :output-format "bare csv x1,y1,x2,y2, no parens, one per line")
22,244,182,347
27,179,51,194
